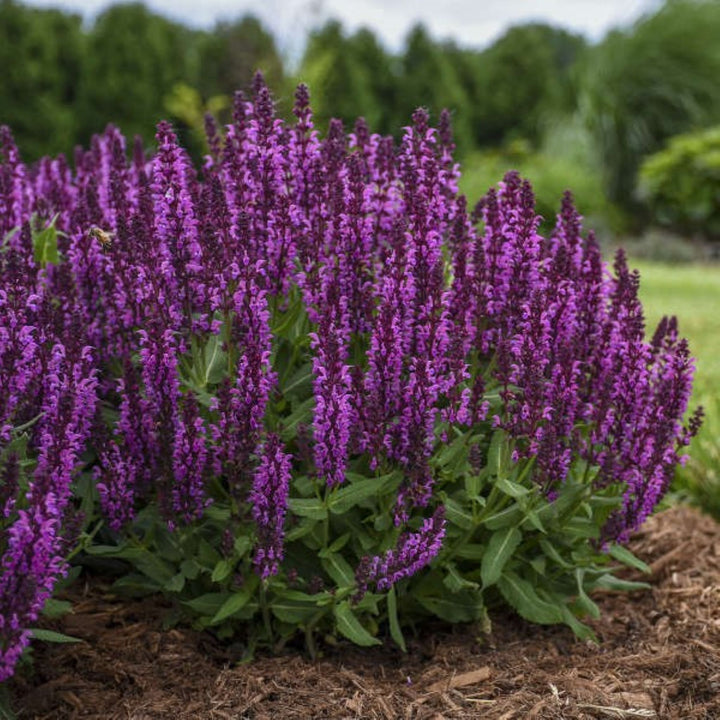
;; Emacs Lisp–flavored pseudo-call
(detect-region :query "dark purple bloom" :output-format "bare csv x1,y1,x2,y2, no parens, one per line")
249,433,292,579
355,507,446,597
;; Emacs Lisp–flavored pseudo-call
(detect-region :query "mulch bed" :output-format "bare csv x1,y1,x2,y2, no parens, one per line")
10,505,720,719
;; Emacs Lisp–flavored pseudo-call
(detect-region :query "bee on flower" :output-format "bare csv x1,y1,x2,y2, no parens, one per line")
87,226,114,251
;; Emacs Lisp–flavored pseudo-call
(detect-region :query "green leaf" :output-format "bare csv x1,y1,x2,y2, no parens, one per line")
522,509,546,533
272,590,327,624
487,429,510,476
41,599,72,619
111,573,162,596
203,333,228,386
444,497,473,530
32,217,60,267
280,397,315,441
152,525,183,563
181,559,201,580
164,573,186,593
29,628,81,644
334,601,381,646
131,549,177,585
211,559,233,583
529,556,547,576
415,589,486,623
89,545,176,585
282,362,314,399
443,564,479,593
205,505,231,522
591,574,651,593
197,538,222,570
233,536,252,557
85,543,127,556
285,517,318,541
464,473,484,502
608,544,651,574
288,497,327,520
210,590,251,625
183,593,230,616
320,551,355,588
560,605,598,642
329,471,402,514
455,543,486,561
564,518,600,539
496,477,530,498
481,527,522,587
484,503,523,530
539,538,573,569
497,571,564,624
574,569,601,619
387,587,406,652
326,533,351,553
435,432,469,471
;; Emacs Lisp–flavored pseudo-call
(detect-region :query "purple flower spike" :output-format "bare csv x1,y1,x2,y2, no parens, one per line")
250,434,292,580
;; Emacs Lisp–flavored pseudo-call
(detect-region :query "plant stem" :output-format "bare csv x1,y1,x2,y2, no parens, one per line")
259,584,274,645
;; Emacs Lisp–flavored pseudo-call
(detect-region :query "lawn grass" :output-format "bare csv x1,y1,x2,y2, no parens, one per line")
633,259,720,516
634,260,720,397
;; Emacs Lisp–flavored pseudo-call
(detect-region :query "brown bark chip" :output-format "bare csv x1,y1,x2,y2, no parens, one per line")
11,505,720,719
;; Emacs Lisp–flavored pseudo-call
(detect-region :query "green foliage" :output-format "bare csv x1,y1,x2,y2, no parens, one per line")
460,140,625,236
576,0,720,207
81,293,649,656
638,125,720,240
397,24,471,147
76,3,195,146
0,0,84,159
470,24,585,147
299,21,381,132
197,15,285,101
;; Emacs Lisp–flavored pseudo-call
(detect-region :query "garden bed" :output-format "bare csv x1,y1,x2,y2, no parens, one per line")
11,505,720,720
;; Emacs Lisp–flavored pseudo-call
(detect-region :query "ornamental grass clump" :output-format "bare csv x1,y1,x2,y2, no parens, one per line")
0,76,701,665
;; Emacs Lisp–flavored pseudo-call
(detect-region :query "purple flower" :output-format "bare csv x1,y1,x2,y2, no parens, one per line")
249,434,292,579
355,507,446,598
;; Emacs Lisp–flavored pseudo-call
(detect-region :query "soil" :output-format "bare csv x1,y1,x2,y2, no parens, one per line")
10,505,720,719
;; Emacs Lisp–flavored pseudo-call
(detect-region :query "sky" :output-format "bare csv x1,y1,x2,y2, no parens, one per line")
21,0,664,58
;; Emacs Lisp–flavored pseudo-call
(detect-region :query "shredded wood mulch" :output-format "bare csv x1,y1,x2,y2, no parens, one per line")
10,505,720,719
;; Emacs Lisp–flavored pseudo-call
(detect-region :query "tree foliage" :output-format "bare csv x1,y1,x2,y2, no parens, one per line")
638,125,720,240
197,15,285,101
76,3,194,145
471,24,585,147
0,0,84,158
577,0,720,206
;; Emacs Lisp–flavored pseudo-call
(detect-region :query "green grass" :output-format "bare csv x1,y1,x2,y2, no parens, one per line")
634,259,720,517
635,260,720,396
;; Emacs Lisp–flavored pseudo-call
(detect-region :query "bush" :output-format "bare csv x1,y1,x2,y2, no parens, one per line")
0,79,700,673
575,0,720,207
638,124,720,240
460,138,625,238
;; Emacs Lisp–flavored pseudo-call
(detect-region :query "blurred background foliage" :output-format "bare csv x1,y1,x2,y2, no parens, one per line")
2,0,720,245
1,0,720,516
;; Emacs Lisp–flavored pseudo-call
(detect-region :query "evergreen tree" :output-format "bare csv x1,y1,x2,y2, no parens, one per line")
397,24,471,152
76,3,194,146
472,24,584,147
0,0,84,160
198,15,285,101
299,21,378,133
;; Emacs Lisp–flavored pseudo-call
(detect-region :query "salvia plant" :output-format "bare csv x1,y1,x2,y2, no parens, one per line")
0,75,702,677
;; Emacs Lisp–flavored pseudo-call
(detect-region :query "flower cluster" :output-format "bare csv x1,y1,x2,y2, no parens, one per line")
0,75,700,668
0,144,98,679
